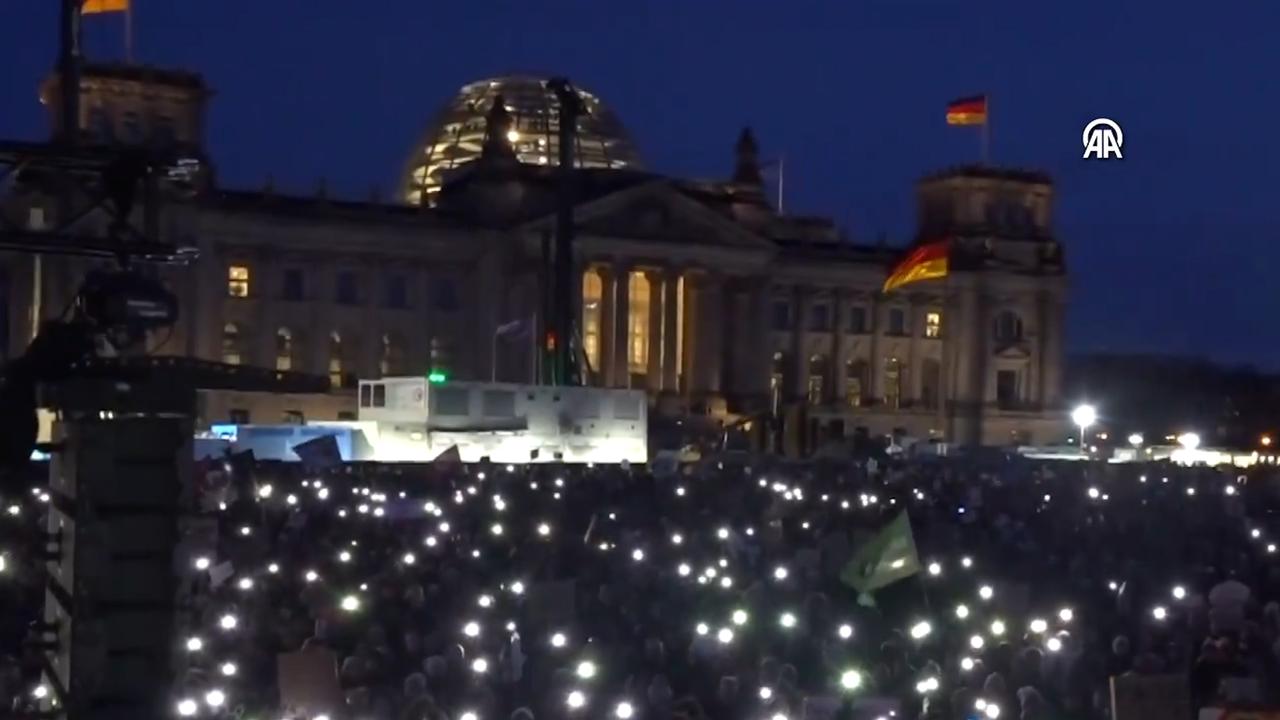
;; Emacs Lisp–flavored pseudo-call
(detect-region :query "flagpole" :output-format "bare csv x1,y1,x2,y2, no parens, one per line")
777,154,785,213
125,0,134,63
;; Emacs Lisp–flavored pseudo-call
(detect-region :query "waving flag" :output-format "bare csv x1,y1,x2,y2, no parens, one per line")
946,95,988,126
882,239,949,293
83,0,129,14
840,510,921,594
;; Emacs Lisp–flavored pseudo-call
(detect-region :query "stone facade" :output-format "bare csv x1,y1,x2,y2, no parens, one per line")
0,67,1069,447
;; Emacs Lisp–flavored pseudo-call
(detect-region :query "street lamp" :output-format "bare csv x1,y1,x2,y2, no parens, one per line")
1261,434,1272,448
1071,404,1097,450
1177,432,1200,451
1128,433,1144,448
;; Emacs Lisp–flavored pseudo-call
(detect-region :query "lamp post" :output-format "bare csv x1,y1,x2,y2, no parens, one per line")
1071,404,1097,451
1177,432,1200,451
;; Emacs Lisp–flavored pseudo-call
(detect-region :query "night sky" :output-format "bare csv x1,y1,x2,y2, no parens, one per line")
3,1,1277,367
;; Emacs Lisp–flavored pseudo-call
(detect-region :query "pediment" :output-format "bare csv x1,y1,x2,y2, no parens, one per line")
523,180,775,251
993,342,1032,360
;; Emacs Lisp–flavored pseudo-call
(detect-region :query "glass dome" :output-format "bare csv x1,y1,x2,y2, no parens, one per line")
401,76,643,206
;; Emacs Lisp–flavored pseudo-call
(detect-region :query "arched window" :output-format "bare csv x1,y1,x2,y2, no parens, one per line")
275,327,294,371
846,358,868,408
884,357,903,410
994,311,1024,343
628,271,651,375
221,323,242,366
328,331,344,388
582,269,603,373
381,333,404,377
807,354,827,406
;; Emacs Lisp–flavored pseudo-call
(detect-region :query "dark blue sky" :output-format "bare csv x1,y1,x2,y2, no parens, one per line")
3,1,1277,366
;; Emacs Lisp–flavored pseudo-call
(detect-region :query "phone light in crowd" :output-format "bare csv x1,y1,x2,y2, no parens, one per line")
717,527,730,540
1058,608,1074,623
695,623,709,636
341,595,360,612
193,556,212,571
1225,485,1237,496
1045,636,1063,653
732,609,749,626
186,636,203,652
759,686,774,700
1178,432,1201,450
837,623,854,640
304,570,319,583
779,612,797,629
510,580,526,595
490,523,504,536
671,533,684,545
955,604,970,620
719,576,733,589
576,660,597,679
615,701,635,719
915,676,940,695
840,669,863,691
1152,606,1168,621
204,689,226,708
717,627,735,644
961,556,973,569
1029,617,1048,634
979,585,995,601
1268,544,1277,554
678,563,692,577
237,577,253,591
1252,528,1263,539
177,698,198,716
462,620,481,638
928,561,942,576
460,712,478,720
471,657,489,674
960,657,976,671
566,690,586,710
257,483,273,499
631,548,645,562
773,565,789,581
1128,433,1144,447
285,493,298,506
969,634,985,650
218,614,237,631
1108,580,1120,591
551,631,568,648
220,662,237,677
910,620,932,640
402,552,417,566
1172,585,1187,600
477,594,495,608
1263,434,1273,447
537,522,551,537
989,619,1006,636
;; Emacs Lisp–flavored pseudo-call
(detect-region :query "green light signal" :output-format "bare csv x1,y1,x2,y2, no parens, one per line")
427,372,447,384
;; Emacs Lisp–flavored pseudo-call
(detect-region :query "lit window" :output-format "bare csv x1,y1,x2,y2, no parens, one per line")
275,327,293,371
222,324,241,363
628,271,651,375
807,355,826,405
884,358,903,409
846,359,867,408
328,331,343,388
582,270,603,375
381,333,403,376
925,311,942,338
227,265,250,297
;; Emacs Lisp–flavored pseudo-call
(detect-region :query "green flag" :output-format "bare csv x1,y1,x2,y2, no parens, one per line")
840,510,922,594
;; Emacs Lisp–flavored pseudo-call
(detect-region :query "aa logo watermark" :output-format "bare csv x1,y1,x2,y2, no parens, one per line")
1083,118,1123,159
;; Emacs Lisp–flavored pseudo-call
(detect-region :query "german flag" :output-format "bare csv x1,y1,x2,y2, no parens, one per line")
946,95,987,126
83,0,128,14
883,239,949,293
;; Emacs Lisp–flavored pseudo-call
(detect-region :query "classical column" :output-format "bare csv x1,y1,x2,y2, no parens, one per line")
906,296,921,405
598,265,617,387
613,268,631,388
661,268,680,393
867,293,883,402
645,268,663,390
686,271,725,395
831,290,846,401
790,285,808,400
1041,291,1065,407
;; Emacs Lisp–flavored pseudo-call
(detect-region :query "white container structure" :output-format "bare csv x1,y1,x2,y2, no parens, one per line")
352,378,648,464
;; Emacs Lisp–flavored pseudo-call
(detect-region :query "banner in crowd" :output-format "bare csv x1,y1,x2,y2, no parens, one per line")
1110,673,1191,720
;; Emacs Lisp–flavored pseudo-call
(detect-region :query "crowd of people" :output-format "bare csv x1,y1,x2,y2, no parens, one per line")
4,448,1280,719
